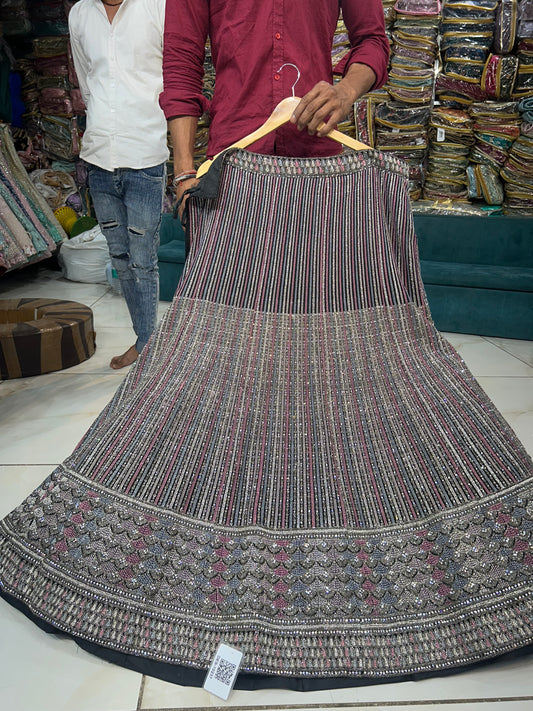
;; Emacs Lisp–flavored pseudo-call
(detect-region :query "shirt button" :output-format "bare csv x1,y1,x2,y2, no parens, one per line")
275,32,281,39
274,73,280,81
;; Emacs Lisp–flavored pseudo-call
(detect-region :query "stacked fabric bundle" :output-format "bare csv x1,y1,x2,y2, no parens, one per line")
0,0,31,37
14,57,39,115
27,33,81,161
388,1,440,105
382,0,397,50
27,0,69,37
423,106,475,200
374,100,431,198
466,100,521,203
437,1,497,106
468,100,521,167
518,0,533,37
371,1,441,198
499,97,533,213
0,123,66,274
353,89,389,147
32,36,72,117
479,1,519,102
513,0,533,98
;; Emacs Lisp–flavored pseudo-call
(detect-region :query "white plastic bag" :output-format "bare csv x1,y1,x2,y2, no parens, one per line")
58,225,110,283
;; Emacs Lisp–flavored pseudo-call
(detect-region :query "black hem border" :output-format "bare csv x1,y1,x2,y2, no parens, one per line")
2,587,533,692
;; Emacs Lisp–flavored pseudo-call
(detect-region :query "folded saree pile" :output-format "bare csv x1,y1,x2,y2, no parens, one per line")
0,0,32,37
441,1,497,84
1,148,533,688
374,100,431,199
514,38,533,98
467,101,521,200
0,122,65,274
423,107,474,199
388,2,441,105
500,104,533,213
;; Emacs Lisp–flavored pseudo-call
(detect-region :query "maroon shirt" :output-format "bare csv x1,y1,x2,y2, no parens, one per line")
160,0,389,158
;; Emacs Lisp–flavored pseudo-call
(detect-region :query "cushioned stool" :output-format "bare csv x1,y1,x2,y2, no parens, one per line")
0,298,96,379
158,213,187,302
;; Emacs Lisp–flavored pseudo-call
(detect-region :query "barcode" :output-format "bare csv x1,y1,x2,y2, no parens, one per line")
213,658,237,687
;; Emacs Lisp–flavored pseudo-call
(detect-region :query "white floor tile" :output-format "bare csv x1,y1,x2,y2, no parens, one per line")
0,372,124,465
330,652,533,705
486,337,533,369
0,597,142,711
477,376,533,456
139,677,216,709
443,334,533,378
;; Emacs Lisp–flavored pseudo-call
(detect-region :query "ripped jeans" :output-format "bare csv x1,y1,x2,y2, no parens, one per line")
87,162,166,353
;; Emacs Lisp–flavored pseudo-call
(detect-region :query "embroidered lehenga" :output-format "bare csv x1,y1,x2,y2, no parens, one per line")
1,149,532,688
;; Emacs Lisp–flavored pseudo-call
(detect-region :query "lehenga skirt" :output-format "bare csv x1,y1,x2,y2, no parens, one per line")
1,149,533,688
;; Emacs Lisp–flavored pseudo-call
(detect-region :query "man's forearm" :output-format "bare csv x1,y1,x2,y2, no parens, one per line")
169,116,199,175
337,62,378,106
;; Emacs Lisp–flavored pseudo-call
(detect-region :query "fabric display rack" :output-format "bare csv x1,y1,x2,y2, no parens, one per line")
0,0,86,273
354,0,533,215
0,122,65,274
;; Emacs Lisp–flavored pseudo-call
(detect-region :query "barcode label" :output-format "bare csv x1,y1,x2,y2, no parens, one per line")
203,643,243,700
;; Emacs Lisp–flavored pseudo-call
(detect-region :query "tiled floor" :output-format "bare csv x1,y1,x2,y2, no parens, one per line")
1,263,532,711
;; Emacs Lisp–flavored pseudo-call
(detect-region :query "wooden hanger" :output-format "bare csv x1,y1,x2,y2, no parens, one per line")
195,94,371,178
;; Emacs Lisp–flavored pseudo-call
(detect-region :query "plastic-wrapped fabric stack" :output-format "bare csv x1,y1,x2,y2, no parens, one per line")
0,0,32,37
513,0,533,98
437,1,497,106
479,1,520,103
374,100,431,198
499,97,533,213
353,88,389,147
371,1,441,199
382,0,398,50
388,1,441,105
423,106,475,200
466,100,521,204
0,123,66,274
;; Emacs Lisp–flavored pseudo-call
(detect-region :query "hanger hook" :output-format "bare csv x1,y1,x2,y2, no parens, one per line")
277,63,301,97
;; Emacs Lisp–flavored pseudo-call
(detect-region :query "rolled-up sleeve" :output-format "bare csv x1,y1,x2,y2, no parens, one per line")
159,0,210,119
335,0,389,90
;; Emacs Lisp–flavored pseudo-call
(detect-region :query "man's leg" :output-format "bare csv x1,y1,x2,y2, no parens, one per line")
121,163,166,354
87,165,137,368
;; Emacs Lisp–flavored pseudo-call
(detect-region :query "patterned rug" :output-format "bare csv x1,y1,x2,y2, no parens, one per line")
1,149,533,686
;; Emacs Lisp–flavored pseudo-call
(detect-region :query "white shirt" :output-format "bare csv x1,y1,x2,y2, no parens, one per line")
68,0,169,171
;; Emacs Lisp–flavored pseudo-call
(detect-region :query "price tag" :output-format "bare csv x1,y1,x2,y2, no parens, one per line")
437,127,446,142
203,643,243,700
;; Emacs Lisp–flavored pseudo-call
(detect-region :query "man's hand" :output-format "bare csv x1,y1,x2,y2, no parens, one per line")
290,63,377,137
175,177,198,218
291,81,356,136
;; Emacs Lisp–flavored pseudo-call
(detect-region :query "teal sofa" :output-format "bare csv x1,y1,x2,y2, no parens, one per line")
158,213,187,302
415,214,533,340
